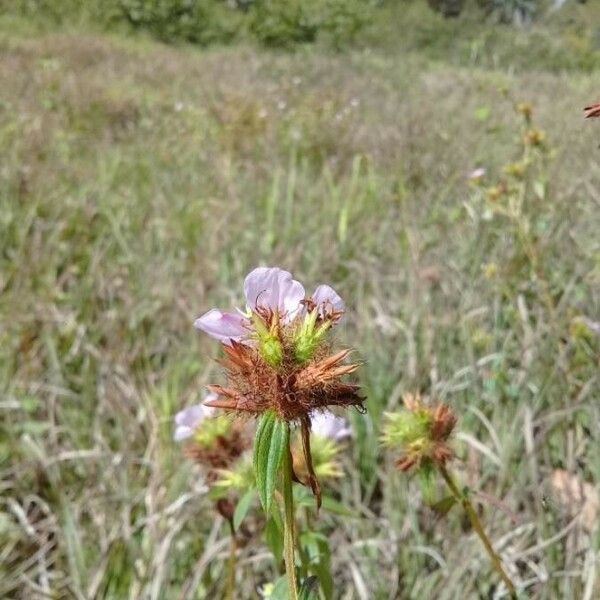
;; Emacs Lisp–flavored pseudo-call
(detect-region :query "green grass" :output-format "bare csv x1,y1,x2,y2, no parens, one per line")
1,11,599,600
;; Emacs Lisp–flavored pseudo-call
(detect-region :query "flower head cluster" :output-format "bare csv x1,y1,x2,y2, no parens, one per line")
382,393,456,472
174,392,250,481
195,267,363,423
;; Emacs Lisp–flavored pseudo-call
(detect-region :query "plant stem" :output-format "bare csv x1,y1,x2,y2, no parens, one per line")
439,465,517,599
225,518,236,600
282,423,299,600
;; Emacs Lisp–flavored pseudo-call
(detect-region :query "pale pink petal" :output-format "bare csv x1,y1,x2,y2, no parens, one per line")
311,284,344,316
173,395,217,442
467,167,486,180
194,308,248,344
311,411,352,441
244,267,305,321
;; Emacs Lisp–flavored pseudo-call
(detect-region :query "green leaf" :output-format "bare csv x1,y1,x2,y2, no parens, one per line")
314,538,334,600
268,575,289,600
321,496,355,517
430,495,457,518
254,410,288,516
299,576,320,600
265,515,284,564
233,489,255,531
293,485,315,509
300,530,324,562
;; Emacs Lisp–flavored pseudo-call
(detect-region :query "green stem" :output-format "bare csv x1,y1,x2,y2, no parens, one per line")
225,518,237,600
282,423,299,600
439,465,517,599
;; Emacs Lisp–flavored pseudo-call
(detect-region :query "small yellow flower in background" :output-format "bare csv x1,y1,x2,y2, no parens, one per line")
524,128,546,147
483,262,498,279
504,161,528,179
516,102,533,121
486,183,508,202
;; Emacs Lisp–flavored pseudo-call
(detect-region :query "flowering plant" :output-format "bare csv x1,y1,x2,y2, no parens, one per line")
192,267,362,599
383,393,516,598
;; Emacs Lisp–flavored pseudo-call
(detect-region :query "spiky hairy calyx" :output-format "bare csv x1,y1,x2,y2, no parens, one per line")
382,393,456,472
206,341,362,422
252,310,284,368
204,299,362,423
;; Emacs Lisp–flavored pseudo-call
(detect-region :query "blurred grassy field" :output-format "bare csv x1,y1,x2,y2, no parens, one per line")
1,4,600,599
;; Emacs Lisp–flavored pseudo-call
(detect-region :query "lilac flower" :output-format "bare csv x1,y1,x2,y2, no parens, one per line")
194,267,344,344
311,411,352,441
467,167,486,181
193,309,248,344
311,284,344,318
244,267,305,318
173,393,217,441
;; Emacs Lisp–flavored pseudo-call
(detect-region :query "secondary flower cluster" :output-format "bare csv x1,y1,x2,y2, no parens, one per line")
195,267,363,423
175,397,352,488
174,392,250,481
382,393,456,472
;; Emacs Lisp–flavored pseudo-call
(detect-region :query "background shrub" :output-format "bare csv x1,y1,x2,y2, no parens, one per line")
426,0,466,18
3,0,374,49
249,0,320,47
479,0,538,25
119,0,242,45
250,0,373,49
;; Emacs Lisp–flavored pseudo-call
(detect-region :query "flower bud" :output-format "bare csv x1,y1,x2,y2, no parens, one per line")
252,313,284,368
293,309,330,364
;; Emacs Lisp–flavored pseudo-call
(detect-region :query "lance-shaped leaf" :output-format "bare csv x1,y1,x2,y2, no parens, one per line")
254,410,288,516
233,489,255,531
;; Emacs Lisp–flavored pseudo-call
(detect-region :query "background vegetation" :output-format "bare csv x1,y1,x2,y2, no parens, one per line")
1,0,599,598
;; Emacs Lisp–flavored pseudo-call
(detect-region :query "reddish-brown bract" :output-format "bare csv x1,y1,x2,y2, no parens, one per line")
205,340,363,422
584,103,600,119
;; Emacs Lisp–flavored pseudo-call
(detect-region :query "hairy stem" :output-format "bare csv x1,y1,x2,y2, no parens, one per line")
225,518,237,600
439,465,517,598
283,424,299,600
